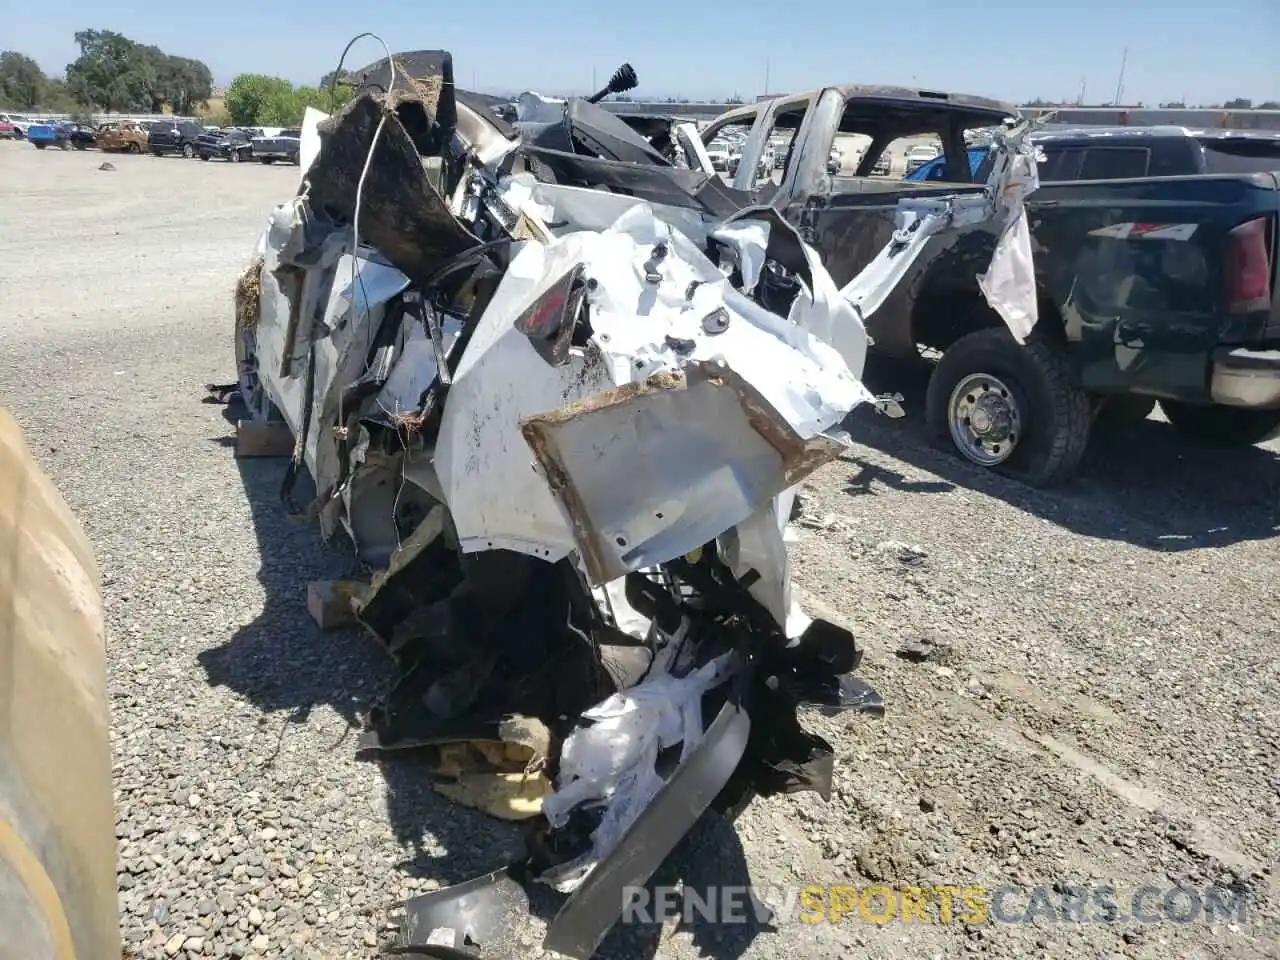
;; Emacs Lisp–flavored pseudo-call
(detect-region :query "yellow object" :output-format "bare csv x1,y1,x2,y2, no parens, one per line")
433,772,552,821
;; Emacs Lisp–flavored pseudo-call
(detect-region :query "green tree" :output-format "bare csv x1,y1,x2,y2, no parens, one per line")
66,30,152,111
225,73,293,125
226,74,328,125
160,55,213,115
65,30,212,114
0,51,48,108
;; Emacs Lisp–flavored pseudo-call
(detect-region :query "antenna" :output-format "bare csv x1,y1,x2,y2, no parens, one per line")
1113,47,1128,106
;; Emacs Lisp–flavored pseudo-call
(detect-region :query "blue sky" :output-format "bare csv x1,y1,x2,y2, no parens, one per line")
2,0,1276,104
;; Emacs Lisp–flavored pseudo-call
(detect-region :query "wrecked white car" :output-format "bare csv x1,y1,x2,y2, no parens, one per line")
222,51,1040,959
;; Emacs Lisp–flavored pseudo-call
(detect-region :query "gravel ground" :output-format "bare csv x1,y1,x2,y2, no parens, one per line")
1,142,1277,960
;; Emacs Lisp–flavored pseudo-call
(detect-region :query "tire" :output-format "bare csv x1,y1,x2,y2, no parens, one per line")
34,143,45,150
73,141,87,151
182,143,194,159
58,140,69,150
128,142,140,154
152,151,162,157
1158,400,1280,447
926,326,1091,487
259,157,274,165
199,153,210,161
231,149,242,164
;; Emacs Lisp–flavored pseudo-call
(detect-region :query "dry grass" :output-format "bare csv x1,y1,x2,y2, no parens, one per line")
234,256,264,333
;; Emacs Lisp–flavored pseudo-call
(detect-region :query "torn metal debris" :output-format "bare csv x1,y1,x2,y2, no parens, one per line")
227,46,1041,959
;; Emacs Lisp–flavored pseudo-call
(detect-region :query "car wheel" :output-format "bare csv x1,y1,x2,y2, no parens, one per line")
58,140,69,150
925,326,1091,487
34,143,46,150
231,149,242,163
128,143,140,154
235,327,283,422
1158,400,1280,447
199,153,210,161
152,151,162,157
259,157,274,165
73,141,87,151
182,143,194,159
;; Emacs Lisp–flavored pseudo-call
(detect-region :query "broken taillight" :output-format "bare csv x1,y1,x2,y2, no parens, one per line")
1224,216,1273,314
514,263,588,365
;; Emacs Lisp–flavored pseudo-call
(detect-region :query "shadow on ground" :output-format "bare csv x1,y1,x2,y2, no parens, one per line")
196,396,767,960
848,356,1280,552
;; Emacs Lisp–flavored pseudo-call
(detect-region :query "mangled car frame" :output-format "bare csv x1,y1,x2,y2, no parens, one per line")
228,48,1040,958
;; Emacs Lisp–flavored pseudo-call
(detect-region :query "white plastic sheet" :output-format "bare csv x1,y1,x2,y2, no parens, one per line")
539,648,737,892
976,137,1042,343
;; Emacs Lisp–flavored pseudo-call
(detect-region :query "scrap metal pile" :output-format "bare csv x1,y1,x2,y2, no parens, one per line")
228,48,1041,958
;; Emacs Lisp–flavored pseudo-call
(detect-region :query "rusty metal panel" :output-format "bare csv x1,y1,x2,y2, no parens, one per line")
0,409,120,960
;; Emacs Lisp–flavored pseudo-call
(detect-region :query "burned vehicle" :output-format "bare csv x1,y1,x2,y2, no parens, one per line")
227,49,1039,958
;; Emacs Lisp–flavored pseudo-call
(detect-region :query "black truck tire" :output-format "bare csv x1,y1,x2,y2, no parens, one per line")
1158,400,1280,447
926,326,1091,487
260,157,274,164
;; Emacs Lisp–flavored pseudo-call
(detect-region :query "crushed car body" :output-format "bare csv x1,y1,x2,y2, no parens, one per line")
226,48,1042,958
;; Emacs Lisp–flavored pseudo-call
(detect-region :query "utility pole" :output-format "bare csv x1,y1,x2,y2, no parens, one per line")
1077,76,1087,106
1113,47,1128,106
763,57,770,99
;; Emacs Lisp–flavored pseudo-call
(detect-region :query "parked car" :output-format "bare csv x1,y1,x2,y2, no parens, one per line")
0,112,31,138
0,118,14,139
716,89,1280,485
149,120,204,158
196,128,257,162
870,151,891,175
25,122,69,150
904,143,939,174
904,145,988,181
96,121,150,153
59,122,97,150
250,128,301,164
827,145,843,175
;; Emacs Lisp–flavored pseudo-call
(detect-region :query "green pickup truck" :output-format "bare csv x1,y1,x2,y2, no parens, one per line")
713,93,1280,486
917,125,1280,485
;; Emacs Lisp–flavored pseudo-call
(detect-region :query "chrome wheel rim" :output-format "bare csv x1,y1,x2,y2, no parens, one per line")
947,373,1022,466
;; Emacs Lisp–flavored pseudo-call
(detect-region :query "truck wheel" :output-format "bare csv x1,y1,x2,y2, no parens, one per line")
182,143,194,159
259,157,274,165
199,153,210,161
1158,400,1280,447
231,149,242,163
926,327,1091,487
34,143,46,150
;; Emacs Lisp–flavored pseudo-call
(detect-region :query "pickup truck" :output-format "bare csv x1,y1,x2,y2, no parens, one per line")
250,128,301,164
709,93,1280,485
